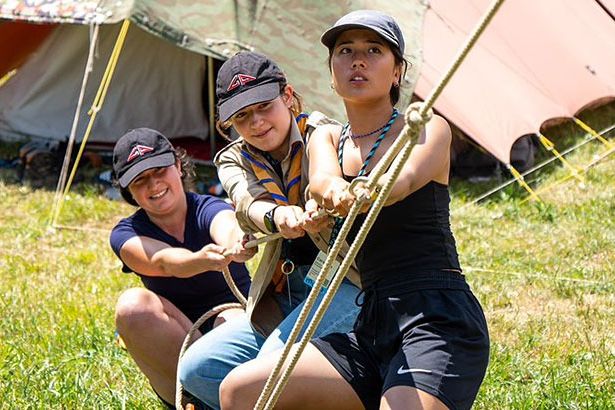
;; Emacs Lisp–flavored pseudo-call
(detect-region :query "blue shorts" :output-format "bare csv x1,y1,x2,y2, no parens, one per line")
312,271,490,410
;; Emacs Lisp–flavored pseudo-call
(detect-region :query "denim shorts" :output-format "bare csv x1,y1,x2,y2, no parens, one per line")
178,265,361,409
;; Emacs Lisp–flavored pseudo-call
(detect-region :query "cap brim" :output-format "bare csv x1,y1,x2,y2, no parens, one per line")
118,152,176,188
321,23,400,51
218,82,280,122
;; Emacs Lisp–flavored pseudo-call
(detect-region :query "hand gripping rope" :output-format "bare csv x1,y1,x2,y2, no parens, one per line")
254,1,506,409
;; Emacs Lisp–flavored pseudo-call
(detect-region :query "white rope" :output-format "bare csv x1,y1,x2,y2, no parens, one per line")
50,24,100,227
255,2,507,408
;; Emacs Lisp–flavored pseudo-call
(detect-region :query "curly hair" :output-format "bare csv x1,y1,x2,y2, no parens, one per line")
115,147,195,207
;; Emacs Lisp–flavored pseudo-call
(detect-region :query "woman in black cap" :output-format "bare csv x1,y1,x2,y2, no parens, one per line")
109,128,255,407
219,10,489,410
178,51,361,410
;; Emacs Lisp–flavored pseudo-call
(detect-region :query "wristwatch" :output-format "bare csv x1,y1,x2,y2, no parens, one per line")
264,205,280,234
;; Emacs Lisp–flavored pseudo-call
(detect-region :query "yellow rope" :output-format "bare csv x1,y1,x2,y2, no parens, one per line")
538,133,584,182
0,69,16,87
507,164,542,202
519,143,614,204
255,1,507,408
573,117,614,150
51,20,131,228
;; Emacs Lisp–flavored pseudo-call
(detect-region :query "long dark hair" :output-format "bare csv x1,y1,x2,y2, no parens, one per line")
115,147,195,207
327,40,408,106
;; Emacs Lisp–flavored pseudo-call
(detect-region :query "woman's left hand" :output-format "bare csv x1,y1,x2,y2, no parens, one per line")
226,233,258,262
301,199,330,233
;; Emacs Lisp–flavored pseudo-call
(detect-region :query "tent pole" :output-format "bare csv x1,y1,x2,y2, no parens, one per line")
51,23,100,226
208,56,216,162
51,19,131,228
537,133,584,182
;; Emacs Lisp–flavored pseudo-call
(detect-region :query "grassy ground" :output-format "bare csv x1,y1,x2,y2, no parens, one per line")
0,111,613,408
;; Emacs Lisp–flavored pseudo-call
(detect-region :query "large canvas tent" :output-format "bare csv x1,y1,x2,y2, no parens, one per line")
1,0,613,167
0,0,425,152
416,0,615,165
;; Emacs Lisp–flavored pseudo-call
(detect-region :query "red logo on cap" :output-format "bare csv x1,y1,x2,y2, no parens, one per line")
127,144,154,162
227,74,256,91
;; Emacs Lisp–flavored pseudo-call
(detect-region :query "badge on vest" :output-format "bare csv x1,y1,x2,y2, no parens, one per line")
304,251,340,290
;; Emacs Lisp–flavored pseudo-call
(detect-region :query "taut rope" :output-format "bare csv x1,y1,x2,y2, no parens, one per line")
255,1,507,408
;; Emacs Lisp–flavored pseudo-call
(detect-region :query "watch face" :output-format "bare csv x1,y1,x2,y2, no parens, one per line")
264,209,277,233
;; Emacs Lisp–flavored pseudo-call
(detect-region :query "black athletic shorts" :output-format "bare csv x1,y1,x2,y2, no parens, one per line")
312,271,489,410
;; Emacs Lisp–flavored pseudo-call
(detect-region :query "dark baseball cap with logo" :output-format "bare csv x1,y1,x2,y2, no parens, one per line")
216,51,287,122
320,10,405,54
113,128,176,188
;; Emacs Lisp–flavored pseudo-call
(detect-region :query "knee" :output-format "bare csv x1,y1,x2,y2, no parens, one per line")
114,288,159,336
219,365,254,410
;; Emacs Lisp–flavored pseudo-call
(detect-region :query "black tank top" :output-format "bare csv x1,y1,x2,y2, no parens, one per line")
345,177,461,287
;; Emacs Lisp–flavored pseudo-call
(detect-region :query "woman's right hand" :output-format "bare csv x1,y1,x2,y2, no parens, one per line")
198,243,233,271
273,205,307,239
322,179,355,217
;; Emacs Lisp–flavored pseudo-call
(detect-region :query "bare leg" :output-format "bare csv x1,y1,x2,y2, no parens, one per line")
115,288,196,404
380,385,449,410
220,343,363,410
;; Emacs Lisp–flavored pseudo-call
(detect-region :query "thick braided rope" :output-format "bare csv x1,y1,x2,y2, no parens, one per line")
222,266,248,307
175,302,244,409
256,1,507,408
175,268,247,409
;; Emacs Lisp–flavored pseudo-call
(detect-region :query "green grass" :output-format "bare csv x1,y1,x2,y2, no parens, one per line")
0,110,614,408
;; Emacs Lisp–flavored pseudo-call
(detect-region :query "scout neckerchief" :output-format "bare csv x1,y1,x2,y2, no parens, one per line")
240,113,309,295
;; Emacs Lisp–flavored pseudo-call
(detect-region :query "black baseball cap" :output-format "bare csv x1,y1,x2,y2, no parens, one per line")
321,10,405,54
113,128,176,188
216,51,286,122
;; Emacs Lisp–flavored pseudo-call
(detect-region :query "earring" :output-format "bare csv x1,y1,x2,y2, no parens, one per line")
393,81,400,88
330,82,335,90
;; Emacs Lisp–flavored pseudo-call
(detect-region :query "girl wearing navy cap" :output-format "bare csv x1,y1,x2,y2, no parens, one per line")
178,52,361,409
109,128,255,407
219,10,489,410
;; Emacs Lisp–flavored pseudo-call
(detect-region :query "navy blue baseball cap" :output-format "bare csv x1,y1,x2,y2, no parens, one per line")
113,128,176,188
321,10,405,54
216,52,287,122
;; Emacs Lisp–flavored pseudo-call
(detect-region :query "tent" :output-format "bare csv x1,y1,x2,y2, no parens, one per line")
1,0,613,168
0,0,425,157
415,0,615,166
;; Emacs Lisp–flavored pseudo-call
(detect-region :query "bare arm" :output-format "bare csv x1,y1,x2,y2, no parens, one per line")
308,124,355,215
119,236,231,278
381,115,452,205
209,209,257,262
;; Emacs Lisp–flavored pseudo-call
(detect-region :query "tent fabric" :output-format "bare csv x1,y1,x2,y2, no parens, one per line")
415,0,615,164
0,23,208,143
0,0,427,124
0,21,56,77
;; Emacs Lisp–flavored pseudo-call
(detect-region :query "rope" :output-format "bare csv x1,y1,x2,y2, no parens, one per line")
465,266,615,288
51,23,100,227
255,2,507,408
537,133,584,182
453,123,615,212
174,262,250,408
174,302,244,409
223,267,248,307
50,20,131,228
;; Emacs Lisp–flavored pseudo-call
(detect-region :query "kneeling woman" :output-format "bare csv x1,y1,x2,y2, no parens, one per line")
178,52,361,409
219,11,490,410
110,128,254,406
